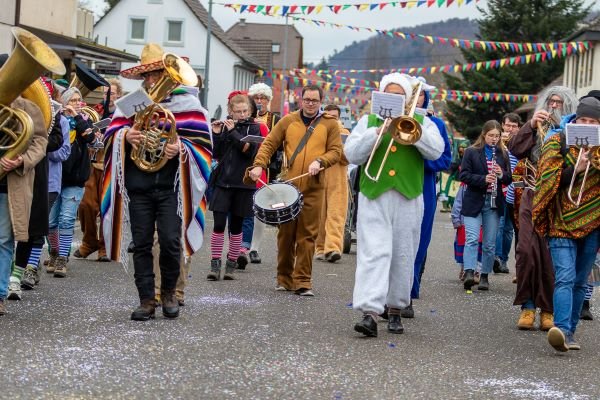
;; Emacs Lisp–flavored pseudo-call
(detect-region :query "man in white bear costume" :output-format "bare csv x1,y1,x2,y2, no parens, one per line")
345,73,444,337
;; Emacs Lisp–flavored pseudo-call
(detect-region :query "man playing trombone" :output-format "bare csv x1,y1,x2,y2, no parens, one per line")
345,73,444,337
533,94,600,352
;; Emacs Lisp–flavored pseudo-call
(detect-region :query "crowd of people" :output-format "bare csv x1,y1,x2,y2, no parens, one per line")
0,38,598,354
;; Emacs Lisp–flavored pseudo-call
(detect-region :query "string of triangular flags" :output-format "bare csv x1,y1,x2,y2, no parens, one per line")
256,44,587,83
284,76,536,102
288,16,590,53
220,0,480,16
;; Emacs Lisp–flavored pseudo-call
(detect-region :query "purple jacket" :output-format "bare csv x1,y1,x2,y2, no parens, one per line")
47,115,71,193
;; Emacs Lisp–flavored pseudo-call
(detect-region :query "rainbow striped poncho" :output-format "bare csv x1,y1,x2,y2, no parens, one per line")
101,88,212,266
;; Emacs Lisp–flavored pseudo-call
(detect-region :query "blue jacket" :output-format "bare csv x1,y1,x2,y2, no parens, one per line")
47,115,71,193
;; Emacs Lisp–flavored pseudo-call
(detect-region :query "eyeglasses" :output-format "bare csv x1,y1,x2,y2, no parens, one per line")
253,96,269,101
302,98,320,105
548,99,564,106
503,123,519,129
231,109,249,115
68,98,82,104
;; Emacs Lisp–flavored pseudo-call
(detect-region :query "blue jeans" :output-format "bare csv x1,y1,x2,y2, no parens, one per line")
549,229,600,335
49,186,85,233
0,194,14,300
242,216,254,249
463,197,499,274
495,204,514,263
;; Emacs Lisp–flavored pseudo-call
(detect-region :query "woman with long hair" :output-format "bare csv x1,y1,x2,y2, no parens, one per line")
459,120,512,291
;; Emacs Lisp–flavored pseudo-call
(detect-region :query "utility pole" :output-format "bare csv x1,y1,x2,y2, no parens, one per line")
279,13,289,116
203,0,213,108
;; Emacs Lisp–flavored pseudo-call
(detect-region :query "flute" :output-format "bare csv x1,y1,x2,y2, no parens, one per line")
490,145,497,209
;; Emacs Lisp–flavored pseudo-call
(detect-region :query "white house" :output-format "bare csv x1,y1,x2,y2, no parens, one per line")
563,20,600,98
94,0,262,117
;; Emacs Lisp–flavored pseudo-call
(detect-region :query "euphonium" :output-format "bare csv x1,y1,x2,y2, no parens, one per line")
364,81,423,181
130,53,198,172
0,27,66,179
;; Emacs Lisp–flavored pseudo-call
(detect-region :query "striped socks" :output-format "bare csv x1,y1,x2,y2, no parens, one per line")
228,233,242,262
211,232,225,260
58,232,73,257
28,245,43,270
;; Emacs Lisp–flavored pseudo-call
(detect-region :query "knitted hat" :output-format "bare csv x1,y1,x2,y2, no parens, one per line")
120,43,189,80
379,73,414,103
575,97,600,121
248,83,273,100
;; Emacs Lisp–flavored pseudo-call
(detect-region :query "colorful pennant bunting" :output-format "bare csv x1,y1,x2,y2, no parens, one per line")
221,0,480,15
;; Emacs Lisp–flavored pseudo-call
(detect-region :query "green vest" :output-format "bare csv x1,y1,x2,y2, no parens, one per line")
360,114,424,200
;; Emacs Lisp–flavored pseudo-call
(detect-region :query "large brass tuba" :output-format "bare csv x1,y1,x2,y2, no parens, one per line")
364,81,423,181
130,53,198,172
0,27,66,179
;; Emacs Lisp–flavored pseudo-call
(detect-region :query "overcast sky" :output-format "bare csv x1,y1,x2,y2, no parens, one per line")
87,0,598,64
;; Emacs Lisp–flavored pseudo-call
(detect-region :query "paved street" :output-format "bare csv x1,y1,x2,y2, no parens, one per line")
1,210,599,399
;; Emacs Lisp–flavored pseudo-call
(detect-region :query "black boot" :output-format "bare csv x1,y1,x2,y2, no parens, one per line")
354,314,377,337
400,301,414,318
131,299,157,321
388,314,404,334
478,273,489,291
463,269,474,290
493,258,501,273
581,300,594,321
161,289,180,319
379,305,389,320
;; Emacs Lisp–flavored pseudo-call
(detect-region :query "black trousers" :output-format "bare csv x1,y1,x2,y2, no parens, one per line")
129,190,181,301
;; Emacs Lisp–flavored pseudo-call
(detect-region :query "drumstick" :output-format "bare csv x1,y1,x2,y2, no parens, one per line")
284,168,325,184
256,178,277,194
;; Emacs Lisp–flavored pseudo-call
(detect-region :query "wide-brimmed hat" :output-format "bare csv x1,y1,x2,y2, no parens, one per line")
120,43,189,80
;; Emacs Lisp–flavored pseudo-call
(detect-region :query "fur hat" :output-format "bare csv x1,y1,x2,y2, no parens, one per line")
379,73,415,103
248,83,273,100
120,43,189,80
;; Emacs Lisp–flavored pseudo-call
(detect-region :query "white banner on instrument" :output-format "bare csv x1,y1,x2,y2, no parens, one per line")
565,123,600,147
370,92,405,119
115,88,153,119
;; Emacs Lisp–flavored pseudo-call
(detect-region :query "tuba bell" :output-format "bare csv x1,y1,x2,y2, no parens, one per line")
364,81,423,181
0,27,66,179
130,52,198,172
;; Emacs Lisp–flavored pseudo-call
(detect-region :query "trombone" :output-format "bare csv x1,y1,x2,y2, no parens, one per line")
567,145,600,207
364,82,423,182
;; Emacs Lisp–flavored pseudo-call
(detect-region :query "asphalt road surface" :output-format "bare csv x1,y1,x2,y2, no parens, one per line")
1,211,598,399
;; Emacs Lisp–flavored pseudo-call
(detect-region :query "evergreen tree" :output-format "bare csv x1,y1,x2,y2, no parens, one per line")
444,0,589,133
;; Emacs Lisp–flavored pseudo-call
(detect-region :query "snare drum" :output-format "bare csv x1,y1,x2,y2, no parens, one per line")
253,182,303,226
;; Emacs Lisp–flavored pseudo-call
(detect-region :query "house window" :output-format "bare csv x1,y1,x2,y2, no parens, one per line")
129,17,147,42
165,20,184,45
272,43,280,53
233,66,253,91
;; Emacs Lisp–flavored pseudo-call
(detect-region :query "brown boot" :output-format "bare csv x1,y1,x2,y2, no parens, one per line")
517,309,535,330
161,289,179,319
131,299,157,321
53,256,68,278
540,312,554,331
46,251,58,273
